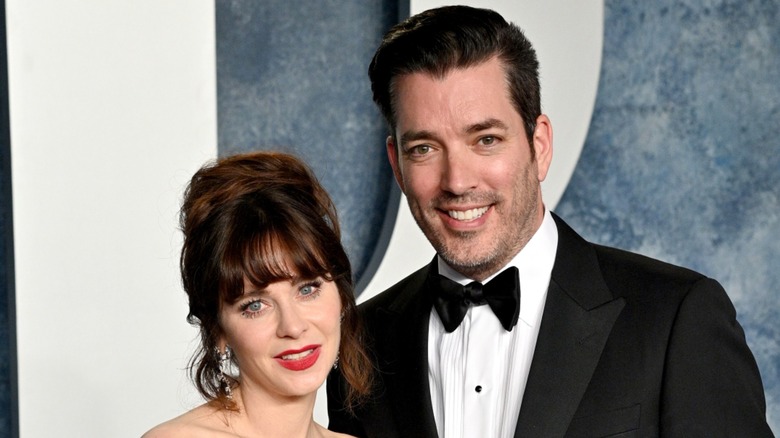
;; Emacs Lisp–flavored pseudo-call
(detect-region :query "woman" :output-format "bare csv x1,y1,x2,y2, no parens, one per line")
144,152,372,437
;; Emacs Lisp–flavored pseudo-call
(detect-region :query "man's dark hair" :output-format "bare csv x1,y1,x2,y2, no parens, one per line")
369,5,541,147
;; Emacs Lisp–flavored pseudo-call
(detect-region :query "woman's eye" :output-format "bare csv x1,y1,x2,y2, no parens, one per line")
240,300,266,318
299,280,323,300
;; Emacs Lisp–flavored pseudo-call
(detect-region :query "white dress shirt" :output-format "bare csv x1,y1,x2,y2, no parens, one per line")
428,209,558,438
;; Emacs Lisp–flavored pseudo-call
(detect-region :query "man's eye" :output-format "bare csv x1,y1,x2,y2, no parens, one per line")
479,136,496,145
409,145,431,155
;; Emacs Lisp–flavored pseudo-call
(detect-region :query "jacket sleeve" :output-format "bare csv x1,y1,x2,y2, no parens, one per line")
660,277,773,436
326,369,368,437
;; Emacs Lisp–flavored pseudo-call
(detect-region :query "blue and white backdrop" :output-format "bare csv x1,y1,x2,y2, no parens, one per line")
3,0,777,436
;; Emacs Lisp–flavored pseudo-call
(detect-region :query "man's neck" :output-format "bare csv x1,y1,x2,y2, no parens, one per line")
438,207,552,283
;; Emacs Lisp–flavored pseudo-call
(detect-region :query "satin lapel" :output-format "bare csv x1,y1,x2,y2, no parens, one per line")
514,214,626,437
375,260,439,437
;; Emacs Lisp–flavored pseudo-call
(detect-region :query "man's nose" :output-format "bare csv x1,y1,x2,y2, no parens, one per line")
440,147,478,195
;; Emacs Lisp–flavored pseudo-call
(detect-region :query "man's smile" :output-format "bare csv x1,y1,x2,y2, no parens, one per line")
446,206,489,221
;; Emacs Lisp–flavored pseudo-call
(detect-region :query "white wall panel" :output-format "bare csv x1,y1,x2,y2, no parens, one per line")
7,1,217,435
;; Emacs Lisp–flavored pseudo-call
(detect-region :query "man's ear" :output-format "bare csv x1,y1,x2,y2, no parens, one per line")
532,115,553,182
386,135,405,192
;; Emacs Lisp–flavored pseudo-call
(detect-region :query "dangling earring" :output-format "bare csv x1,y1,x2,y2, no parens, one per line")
216,345,233,400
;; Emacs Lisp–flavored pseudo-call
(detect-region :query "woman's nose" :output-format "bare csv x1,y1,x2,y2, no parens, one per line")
275,304,308,338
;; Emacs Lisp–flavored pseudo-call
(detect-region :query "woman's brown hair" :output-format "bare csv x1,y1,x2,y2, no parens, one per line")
179,151,372,411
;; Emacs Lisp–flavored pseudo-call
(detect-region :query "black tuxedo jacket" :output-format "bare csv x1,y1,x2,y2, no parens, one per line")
328,214,772,437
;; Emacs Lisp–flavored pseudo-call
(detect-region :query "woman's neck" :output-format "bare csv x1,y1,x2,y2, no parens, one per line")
225,385,324,437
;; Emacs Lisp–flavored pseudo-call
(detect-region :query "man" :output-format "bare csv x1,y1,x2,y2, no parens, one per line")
328,5,772,437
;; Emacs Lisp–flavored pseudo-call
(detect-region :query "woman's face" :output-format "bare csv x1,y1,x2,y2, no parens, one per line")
218,272,342,401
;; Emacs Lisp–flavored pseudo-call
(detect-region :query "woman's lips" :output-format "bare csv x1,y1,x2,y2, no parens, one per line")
274,345,321,371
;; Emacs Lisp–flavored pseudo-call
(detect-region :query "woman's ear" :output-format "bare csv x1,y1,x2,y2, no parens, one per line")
215,329,228,354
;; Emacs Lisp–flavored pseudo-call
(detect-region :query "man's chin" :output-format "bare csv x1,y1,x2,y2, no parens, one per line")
419,223,498,270
438,248,500,279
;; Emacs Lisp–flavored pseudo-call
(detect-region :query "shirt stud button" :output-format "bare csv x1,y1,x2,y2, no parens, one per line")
475,385,482,393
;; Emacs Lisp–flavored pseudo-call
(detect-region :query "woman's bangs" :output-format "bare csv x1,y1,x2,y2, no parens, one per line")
240,226,331,291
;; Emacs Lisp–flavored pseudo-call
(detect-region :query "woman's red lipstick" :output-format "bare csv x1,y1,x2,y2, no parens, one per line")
274,345,321,371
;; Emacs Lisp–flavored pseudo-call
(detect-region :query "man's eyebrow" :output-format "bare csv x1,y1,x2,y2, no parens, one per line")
399,119,508,146
400,129,438,146
465,118,508,134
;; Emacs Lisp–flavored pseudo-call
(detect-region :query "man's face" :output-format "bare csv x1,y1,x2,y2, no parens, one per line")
387,57,553,281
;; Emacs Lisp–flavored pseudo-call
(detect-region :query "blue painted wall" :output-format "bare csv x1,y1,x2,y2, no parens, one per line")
556,0,780,430
216,0,400,291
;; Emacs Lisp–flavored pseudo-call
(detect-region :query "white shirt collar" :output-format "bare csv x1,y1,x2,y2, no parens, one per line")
437,208,558,328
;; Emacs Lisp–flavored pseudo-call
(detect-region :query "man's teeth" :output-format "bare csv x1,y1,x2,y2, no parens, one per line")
282,349,314,360
448,207,488,221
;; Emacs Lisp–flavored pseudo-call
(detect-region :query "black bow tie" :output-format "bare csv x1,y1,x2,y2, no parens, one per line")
432,267,520,333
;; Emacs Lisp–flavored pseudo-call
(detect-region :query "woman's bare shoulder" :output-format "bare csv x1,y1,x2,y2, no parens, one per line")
142,403,232,438
326,432,357,438
317,424,356,438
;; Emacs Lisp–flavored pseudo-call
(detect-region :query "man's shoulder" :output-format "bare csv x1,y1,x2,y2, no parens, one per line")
553,213,710,298
578,241,733,313
591,243,706,286
359,264,431,311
